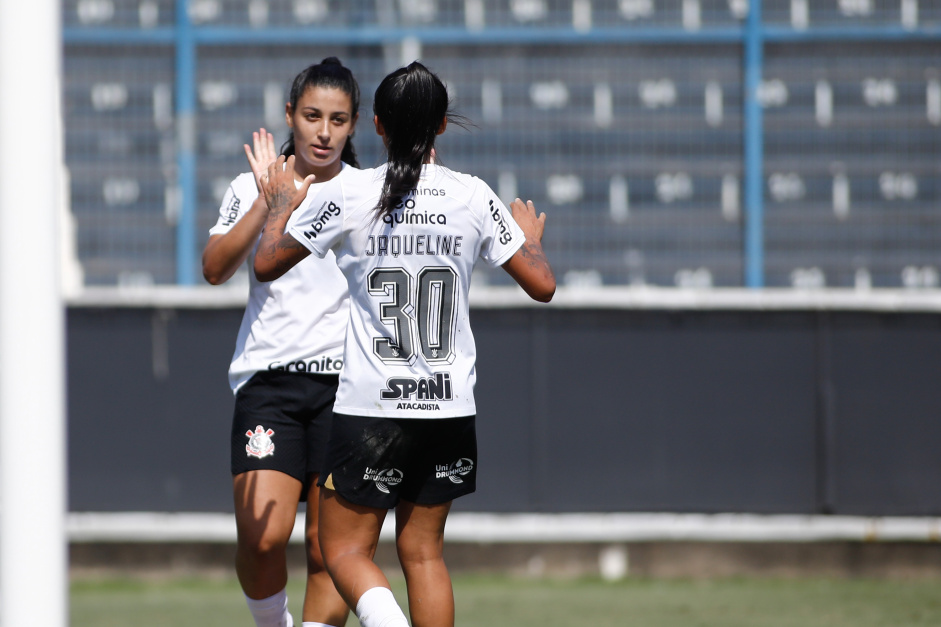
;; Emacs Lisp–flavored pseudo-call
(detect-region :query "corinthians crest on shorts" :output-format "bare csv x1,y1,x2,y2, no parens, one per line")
245,425,275,458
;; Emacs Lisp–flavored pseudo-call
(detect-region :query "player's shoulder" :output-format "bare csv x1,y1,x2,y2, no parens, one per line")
229,172,258,198
435,167,490,197
341,165,383,186
432,168,497,222
336,166,384,204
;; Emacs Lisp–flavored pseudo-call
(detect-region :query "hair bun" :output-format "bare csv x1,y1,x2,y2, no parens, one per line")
320,56,342,66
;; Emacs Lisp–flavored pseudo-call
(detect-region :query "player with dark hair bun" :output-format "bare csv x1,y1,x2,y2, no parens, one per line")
253,60,555,627
202,57,360,627
280,56,360,170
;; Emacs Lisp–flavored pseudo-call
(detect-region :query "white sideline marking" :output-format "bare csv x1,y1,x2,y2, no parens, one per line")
68,512,941,544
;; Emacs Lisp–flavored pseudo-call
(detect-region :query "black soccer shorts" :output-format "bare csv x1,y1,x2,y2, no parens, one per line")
319,413,477,509
230,370,339,498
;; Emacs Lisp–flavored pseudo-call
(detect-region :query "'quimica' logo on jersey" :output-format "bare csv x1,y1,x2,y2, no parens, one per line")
380,372,452,401
382,210,448,228
364,467,403,494
436,458,474,484
302,200,341,240
382,196,448,228
488,199,513,245
245,425,275,459
268,356,342,373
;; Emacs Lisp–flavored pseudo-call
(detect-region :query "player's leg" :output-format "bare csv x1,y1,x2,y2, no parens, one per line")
233,469,302,627
231,371,319,627
391,415,476,627
318,487,388,606
317,413,414,626
394,499,454,627
301,476,349,627
319,488,409,627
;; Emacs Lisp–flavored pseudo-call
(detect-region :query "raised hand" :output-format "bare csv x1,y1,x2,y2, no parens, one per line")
510,198,547,243
244,127,278,193
260,155,315,221
502,198,555,302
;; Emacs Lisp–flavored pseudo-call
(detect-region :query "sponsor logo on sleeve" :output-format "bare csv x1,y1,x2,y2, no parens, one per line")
488,199,513,245
221,195,240,227
302,200,341,240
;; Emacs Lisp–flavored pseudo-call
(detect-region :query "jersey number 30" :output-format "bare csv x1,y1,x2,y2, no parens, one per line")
368,267,458,366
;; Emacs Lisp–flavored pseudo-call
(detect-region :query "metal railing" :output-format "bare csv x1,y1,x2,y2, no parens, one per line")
62,0,941,287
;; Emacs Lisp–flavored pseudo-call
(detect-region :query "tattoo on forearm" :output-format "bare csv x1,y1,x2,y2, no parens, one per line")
276,234,305,254
265,182,295,217
257,233,305,275
520,239,551,274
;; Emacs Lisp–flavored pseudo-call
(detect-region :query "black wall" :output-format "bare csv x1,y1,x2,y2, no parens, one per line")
67,306,941,516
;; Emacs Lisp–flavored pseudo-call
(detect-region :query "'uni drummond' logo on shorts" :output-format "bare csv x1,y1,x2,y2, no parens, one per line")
436,458,474,484
364,467,403,494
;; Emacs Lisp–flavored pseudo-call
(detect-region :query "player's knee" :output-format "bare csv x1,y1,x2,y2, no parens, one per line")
305,533,328,572
395,536,443,569
239,527,289,559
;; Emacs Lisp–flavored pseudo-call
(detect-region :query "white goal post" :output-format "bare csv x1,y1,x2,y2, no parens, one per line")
0,0,67,625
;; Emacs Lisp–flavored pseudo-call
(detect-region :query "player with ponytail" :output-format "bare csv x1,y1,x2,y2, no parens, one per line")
254,61,555,627
371,62,452,218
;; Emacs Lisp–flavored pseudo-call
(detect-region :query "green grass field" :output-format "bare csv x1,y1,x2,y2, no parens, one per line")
70,573,941,627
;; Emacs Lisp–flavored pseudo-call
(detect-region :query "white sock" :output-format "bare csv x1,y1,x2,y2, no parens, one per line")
302,623,339,627
355,587,409,627
245,588,294,627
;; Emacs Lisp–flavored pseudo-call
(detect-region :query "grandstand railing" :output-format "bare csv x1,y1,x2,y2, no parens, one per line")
62,0,941,288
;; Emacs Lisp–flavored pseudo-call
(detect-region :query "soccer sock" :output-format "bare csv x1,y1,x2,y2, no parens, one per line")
302,623,339,627
245,588,294,627
355,587,410,627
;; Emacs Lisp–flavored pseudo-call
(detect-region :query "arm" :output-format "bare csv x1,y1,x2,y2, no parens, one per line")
501,199,556,303
201,197,268,284
201,129,277,285
253,155,315,282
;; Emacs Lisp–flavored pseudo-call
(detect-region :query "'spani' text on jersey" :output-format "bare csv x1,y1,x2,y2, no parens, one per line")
381,372,452,401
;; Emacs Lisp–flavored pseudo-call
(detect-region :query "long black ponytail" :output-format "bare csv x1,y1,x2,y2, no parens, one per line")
281,57,360,168
373,61,459,219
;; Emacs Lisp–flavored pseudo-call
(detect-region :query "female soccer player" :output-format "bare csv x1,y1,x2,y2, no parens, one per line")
202,57,360,627
252,61,555,627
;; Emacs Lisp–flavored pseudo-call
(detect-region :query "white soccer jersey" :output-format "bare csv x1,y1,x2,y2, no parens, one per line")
209,167,350,393
288,164,524,419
